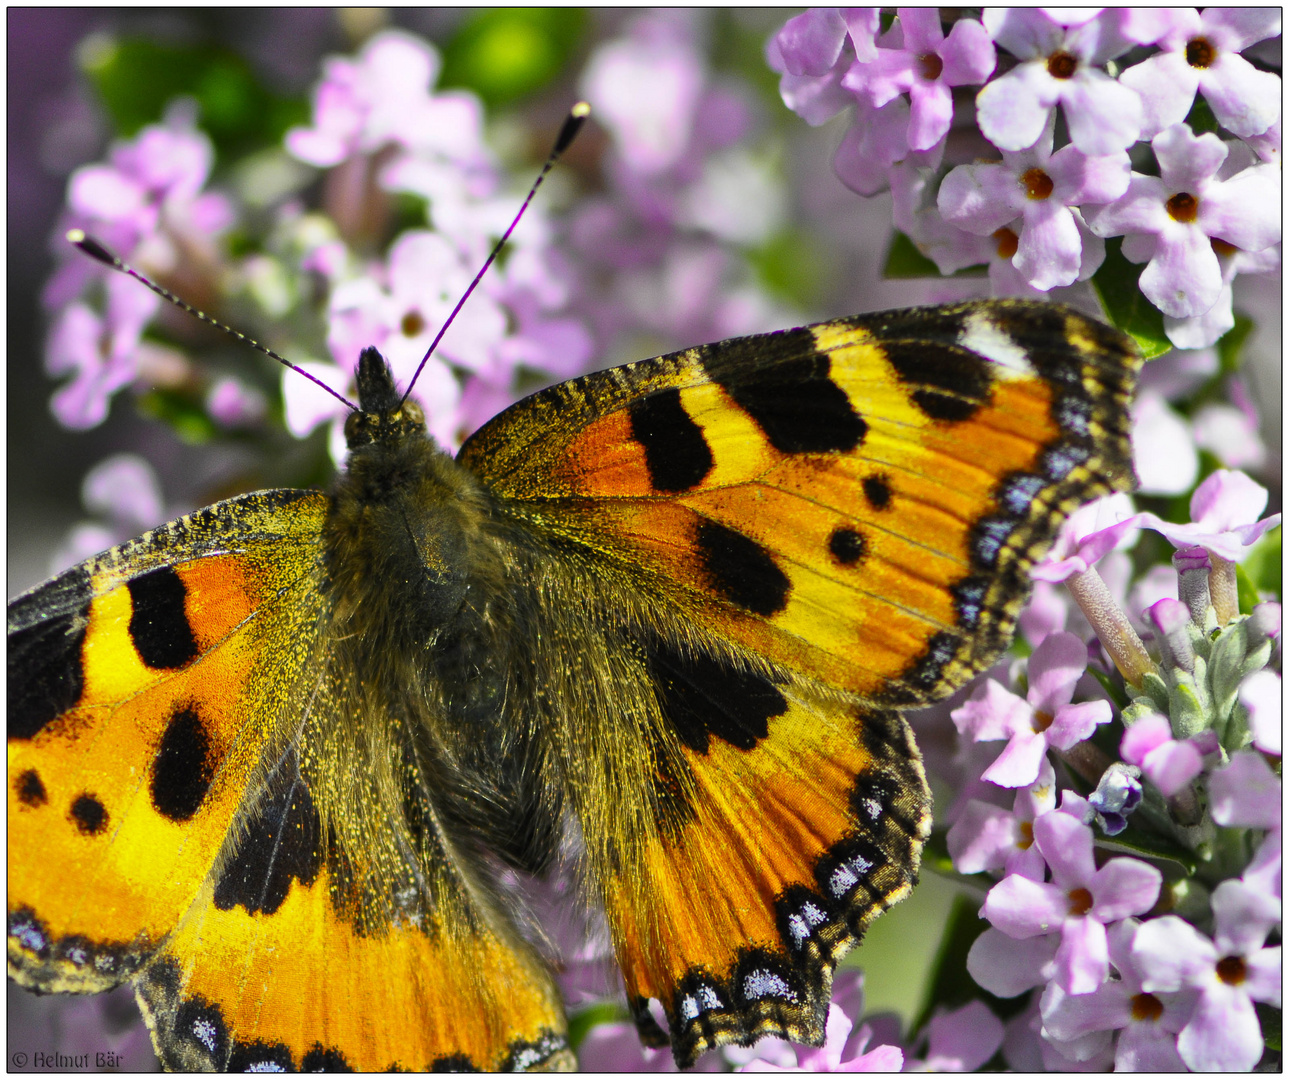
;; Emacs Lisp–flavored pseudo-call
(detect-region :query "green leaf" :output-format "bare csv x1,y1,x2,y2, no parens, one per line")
567,1000,630,1051
883,231,938,278
1217,312,1255,374
1256,1002,1282,1055
1091,237,1171,359
137,387,217,444
749,227,830,309
1094,825,1200,875
440,9,588,107
909,893,1025,1049
1185,94,1221,136
1240,526,1282,606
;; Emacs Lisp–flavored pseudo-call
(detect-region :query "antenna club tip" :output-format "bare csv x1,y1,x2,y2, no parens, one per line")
67,230,117,267
571,101,591,119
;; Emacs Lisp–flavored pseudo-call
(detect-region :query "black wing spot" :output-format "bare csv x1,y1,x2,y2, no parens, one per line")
302,1044,353,1071
829,527,866,567
885,340,993,422
8,567,92,740
862,475,892,510
213,752,322,916
628,387,714,492
128,566,199,670
16,769,47,807
646,638,787,755
702,330,867,454
151,707,214,822
697,521,790,616
70,793,108,835
431,1053,480,1071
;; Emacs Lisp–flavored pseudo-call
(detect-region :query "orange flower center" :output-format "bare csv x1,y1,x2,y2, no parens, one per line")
994,227,1019,258
1130,993,1164,1022
401,310,426,337
1047,51,1078,79
1166,192,1199,223
1217,955,1247,985
919,52,944,81
1022,167,1055,200
1186,37,1216,68
1211,237,1238,257
1016,820,1034,849
1032,709,1055,733
1067,887,1094,916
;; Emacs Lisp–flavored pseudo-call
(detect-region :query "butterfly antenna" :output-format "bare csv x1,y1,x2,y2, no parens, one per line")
66,229,359,413
399,100,591,409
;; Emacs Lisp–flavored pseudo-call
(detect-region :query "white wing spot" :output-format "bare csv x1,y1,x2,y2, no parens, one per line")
192,1018,218,1053
959,311,1033,379
744,969,796,1002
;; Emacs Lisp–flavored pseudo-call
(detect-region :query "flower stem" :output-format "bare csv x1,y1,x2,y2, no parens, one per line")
1208,553,1239,626
1065,567,1157,688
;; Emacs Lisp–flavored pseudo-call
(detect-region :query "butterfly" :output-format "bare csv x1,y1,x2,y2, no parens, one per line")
8,297,1139,1070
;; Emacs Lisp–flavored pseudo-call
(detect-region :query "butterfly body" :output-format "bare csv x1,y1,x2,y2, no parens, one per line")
9,301,1139,1069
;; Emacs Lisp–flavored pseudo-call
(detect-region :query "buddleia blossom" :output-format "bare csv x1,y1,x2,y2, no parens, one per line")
770,6,1283,348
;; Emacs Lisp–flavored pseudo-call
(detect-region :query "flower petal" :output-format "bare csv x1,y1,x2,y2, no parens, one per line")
1118,51,1199,139
1054,914,1109,994
1140,223,1223,318
967,926,1058,997
1059,69,1143,155
982,873,1068,938
1132,915,1216,992
1088,857,1163,923
1177,982,1264,1072
1199,54,1282,137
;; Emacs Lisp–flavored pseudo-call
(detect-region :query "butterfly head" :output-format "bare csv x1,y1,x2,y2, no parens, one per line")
345,346,427,450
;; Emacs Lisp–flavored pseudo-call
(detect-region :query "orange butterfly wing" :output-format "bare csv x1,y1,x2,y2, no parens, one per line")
460,299,1138,1064
8,490,571,1070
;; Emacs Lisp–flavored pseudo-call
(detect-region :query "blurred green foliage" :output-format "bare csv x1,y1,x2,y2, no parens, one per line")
81,36,307,158
439,9,588,107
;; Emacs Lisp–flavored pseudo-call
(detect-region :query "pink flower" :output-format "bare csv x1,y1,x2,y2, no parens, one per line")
841,9,995,152
1086,124,1281,319
904,1000,1004,1071
1120,712,1216,797
976,10,1143,155
982,800,1163,993
1120,9,1282,139
1209,751,1282,830
947,757,1056,881
286,30,485,174
50,453,169,575
1039,918,1190,1071
1239,669,1282,755
1131,390,1199,496
1133,880,1282,1071
1192,378,1268,470
1137,468,1282,562
1030,493,1141,582
767,9,879,126
938,117,1127,289
44,272,159,429
952,631,1113,788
